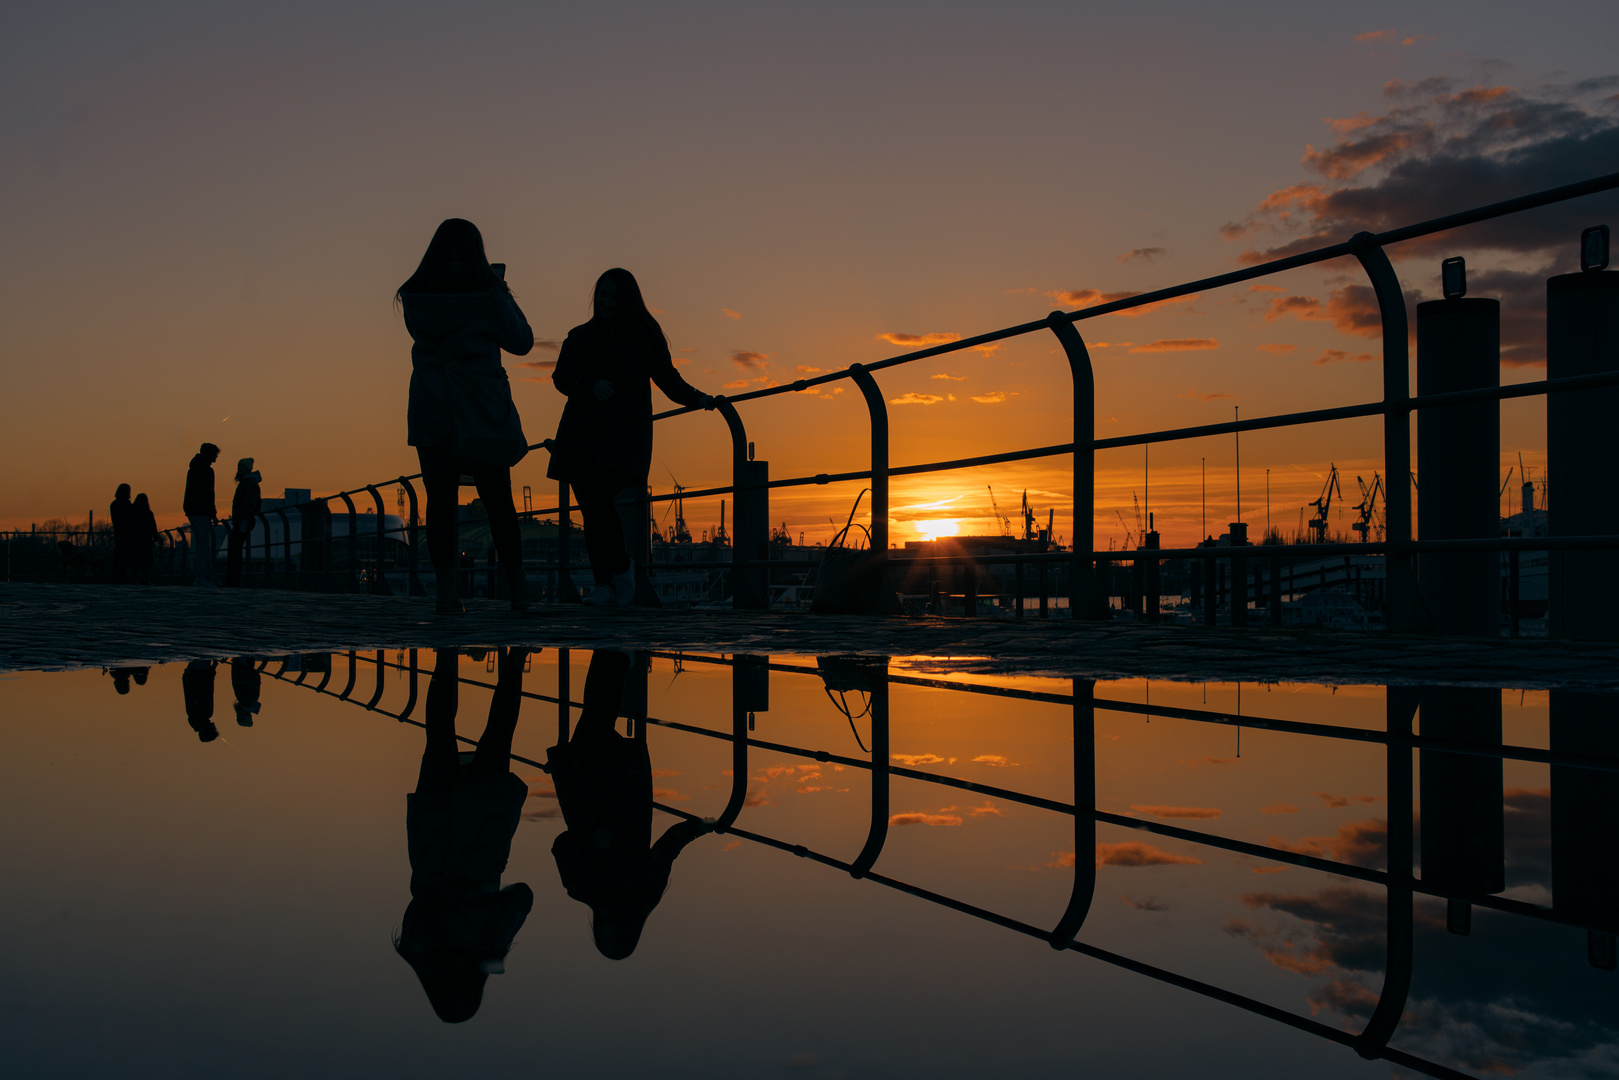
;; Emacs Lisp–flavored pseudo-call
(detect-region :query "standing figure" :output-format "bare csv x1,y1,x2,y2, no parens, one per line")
230,656,261,726
547,650,708,958
399,219,535,615
130,493,159,584
110,484,133,584
182,659,218,743
395,647,534,1022
547,269,715,607
226,458,262,587
183,442,220,588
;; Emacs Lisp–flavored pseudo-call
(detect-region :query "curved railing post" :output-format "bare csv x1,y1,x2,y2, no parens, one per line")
337,492,359,592
254,514,270,584
338,649,357,700
849,661,890,878
398,648,420,722
847,365,889,555
716,397,768,609
1048,313,1104,621
716,656,764,831
1353,235,1419,633
364,485,387,594
399,477,424,597
1049,679,1098,947
363,649,386,710
1356,687,1417,1058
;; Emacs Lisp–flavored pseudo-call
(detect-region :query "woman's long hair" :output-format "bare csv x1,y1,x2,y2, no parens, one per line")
397,219,503,300
589,268,667,343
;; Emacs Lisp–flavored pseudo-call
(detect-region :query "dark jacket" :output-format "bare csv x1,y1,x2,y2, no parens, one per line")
403,288,533,449
130,504,158,568
109,496,133,548
547,318,706,487
183,455,216,520
231,477,261,530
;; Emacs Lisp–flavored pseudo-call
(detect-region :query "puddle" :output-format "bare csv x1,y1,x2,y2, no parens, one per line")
2,651,1614,1078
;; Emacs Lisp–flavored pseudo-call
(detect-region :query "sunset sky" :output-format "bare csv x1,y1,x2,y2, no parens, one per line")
4,1,1617,547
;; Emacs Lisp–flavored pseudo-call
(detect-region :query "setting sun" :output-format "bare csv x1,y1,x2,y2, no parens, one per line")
915,519,961,541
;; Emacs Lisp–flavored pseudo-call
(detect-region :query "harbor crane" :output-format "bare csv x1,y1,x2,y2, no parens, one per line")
987,486,1013,538
1308,464,1343,543
659,465,692,544
1351,473,1383,543
1114,509,1134,550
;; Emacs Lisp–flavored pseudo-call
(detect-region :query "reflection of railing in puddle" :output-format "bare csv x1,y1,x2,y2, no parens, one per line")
264,649,1618,1080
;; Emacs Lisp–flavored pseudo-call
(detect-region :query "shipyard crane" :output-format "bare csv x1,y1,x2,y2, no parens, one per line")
1132,492,1145,540
987,486,1013,538
1114,509,1134,550
1021,490,1038,541
1352,473,1384,543
660,465,692,544
1308,464,1343,543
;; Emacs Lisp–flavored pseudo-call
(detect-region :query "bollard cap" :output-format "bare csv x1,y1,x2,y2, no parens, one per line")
1441,256,1467,298
1581,225,1609,272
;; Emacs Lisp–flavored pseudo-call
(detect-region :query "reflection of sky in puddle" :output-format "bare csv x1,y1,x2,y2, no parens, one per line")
1,654,1612,1079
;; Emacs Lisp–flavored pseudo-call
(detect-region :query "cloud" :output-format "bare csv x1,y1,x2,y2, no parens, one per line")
1314,349,1377,365
731,350,772,369
1117,247,1167,264
889,809,964,827
1046,289,1196,318
722,307,742,320
517,359,556,372
970,392,1011,404
890,392,945,405
1095,842,1202,867
1261,802,1299,815
878,332,961,348
1130,805,1222,820
723,375,774,389
1315,792,1384,809
1177,390,1234,402
932,373,968,381
1223,79,1619,263
1120,895,1170,912
970,754,1014,767
1128,338,1219,353
533,339,561,351
891,753,946,766
796,365,824,373
1353,29,1397,43
966,801,1004,817
1268,818,1388,867
1264,294,1324,320
1257,343,1298,355
1249,284,1287,293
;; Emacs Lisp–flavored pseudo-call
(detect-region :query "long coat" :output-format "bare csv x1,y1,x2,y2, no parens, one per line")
546,318,706,487
403,289,534,450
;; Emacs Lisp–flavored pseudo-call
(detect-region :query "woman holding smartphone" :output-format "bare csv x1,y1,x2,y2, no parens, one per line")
547,269,714,606
400,218,534,614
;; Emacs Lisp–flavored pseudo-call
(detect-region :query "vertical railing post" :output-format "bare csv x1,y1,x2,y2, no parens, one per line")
365,485,388,594
557,478,580,603
1047,314,1103,621
847,365,888,554
1356,686,1417,1059
1354,235,1418,632
338,492,359,593
717,398,768,610
1049,679,1097,947
557,646,571,741
399,478,424,597
338,649,357,701
719,656,768,830
849,659,890,877
274,508,292,587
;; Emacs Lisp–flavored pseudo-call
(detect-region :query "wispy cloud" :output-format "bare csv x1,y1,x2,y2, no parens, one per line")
1130,804,1222,820
1117,247,1167,264
722,307,742,320
731,350,772,369
891,753,946,766
1177,390,1234,402
890,392,946,406
1128,338,1219,353
889,808,964,827
1314,348,1377,365
878,331,961,348
1045,289,1196,318
1257,343,1298,355
932,373,968,381
1096,842,1202,867
1120,895,1170,911
970,391,1011,404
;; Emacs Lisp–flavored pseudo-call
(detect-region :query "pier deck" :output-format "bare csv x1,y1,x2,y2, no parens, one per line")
5,582,1618,688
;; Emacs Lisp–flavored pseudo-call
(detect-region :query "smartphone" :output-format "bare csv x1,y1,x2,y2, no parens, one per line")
491,262,507,280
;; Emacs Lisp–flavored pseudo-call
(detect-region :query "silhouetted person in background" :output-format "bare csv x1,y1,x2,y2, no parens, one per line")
548,269,715,606
547,649,708,958
231,656,261,726
226,458,262,587
109,666,149,695
184,443,220,588
110,484,133,584
182,659,218,742
399,219,534,615
130,493,158,585
396,646,534,1022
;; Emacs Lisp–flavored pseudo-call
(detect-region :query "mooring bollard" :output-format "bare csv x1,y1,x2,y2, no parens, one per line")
1229,522,1248,627
1143,522,1160,624
1550,689,1619,968
1416,258,1500,636
1547,229,1619,640
1418,686,1505,936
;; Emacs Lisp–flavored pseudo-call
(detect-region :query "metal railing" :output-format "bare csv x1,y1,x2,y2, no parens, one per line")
261,647,1619,1080
153,170,1619,627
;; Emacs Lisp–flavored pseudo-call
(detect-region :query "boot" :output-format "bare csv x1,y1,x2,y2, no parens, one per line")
611,559,636,607
435,569,464,615
508,570,531,613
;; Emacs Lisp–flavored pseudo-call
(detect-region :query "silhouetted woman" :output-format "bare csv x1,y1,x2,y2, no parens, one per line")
129,493,159,585
548,269,714,606
547,650,708,958
396,647,534,1023
110,484,133,584
225,458,262,587
400,219,535,614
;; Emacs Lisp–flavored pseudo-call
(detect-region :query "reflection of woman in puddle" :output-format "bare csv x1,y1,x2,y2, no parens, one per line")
548,650,708,959
396,647,534,1022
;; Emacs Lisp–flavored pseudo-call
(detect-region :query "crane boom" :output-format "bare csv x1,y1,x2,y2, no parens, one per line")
987,486,1012,538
